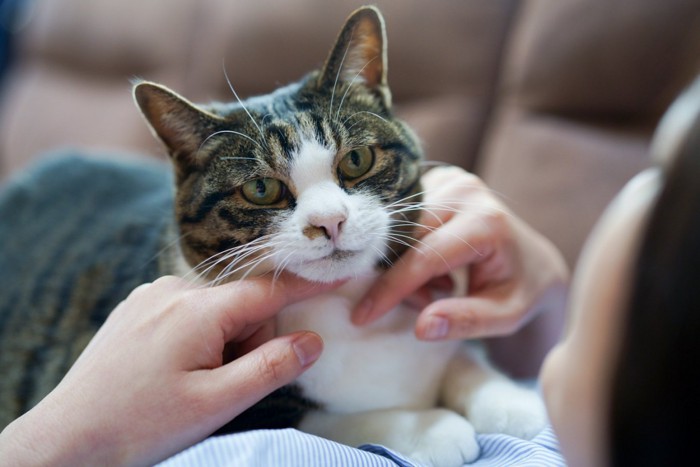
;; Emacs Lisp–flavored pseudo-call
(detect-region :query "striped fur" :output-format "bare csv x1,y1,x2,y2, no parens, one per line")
1,6,423,430
0,155,175,428
133,6,423,284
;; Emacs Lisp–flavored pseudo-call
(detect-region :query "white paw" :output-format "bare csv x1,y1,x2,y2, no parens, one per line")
468,381,548,440
404,409,479,467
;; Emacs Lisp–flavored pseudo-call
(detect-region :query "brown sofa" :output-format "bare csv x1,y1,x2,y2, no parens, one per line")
1,0,698,268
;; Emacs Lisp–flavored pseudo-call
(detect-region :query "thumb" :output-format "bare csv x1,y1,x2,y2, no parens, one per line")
204,331,323,422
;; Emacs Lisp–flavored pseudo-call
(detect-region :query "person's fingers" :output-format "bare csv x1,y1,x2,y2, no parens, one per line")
200,331,323,423
351,261,426,325
415,291,527,340
196,273,342,341
352,167,511,326
353,216,494,325
233,319,277,357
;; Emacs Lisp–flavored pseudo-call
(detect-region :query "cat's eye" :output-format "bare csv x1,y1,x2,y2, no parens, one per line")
241,178,285,206
338,147,374,181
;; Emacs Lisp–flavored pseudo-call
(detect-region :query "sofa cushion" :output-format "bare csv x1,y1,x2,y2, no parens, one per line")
503,0,700,120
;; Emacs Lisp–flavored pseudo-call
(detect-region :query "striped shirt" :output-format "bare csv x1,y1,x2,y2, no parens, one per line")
160,425,565,466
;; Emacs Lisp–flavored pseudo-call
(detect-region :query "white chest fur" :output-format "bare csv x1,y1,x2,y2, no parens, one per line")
276,272,460,413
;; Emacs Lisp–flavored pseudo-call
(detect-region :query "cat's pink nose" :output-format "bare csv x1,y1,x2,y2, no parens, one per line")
309,214,346,241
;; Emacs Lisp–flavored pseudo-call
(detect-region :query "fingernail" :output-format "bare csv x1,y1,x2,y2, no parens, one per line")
422,316,449,340
352,299,373,325
292,333,323,368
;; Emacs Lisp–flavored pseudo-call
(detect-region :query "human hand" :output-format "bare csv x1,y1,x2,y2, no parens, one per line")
352,166,569,341
0,275,337,466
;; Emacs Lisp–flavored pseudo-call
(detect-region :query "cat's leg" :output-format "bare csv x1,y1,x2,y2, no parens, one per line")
440,344,548,440
300,408,479,467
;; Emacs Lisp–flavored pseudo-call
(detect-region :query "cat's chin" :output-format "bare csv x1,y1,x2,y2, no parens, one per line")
285,251,379,283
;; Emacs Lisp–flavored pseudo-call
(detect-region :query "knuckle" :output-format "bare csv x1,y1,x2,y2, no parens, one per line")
480,207,510,236
151,276,192,300
451,307,483,337
256,347,288,384
459,171,484,188
153,275,183,288
426,165,475,187
168,289,197,312
426,164,457,179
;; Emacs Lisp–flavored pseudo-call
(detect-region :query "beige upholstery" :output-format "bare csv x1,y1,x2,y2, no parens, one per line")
1,0,698,266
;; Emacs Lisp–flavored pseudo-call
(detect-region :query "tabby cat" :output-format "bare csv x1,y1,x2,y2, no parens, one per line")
0,7,546,466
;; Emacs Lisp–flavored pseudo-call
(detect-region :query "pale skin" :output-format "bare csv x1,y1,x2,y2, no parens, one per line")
0,275,336,466
540,168,660,467
353,166,570,377
541,75,700,467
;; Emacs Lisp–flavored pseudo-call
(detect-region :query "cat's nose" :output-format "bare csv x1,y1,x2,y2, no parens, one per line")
309,214,346,241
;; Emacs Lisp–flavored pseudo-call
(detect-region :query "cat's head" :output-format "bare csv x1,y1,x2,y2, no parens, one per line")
134,6,422,283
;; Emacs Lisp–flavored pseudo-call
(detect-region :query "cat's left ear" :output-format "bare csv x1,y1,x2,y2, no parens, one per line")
133,81,223,171
318,6,391,108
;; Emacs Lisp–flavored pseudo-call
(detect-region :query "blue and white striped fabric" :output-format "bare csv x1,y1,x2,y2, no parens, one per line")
160,425,565,466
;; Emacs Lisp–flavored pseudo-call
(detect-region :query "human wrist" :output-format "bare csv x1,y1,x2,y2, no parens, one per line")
0,413,49,466
0,392,117,466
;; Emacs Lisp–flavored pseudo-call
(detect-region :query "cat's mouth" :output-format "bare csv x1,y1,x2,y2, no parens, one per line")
287,246,377,282
328,249,357,261
305,248,359,264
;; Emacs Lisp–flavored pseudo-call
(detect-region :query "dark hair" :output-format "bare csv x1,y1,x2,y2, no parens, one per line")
609,86,700,466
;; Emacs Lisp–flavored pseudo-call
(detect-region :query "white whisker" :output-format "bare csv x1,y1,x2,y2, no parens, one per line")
189,235,281,285
222,60,266,146
391,215,485,262
392,205,444,228
335,56,378,122
394,201,514,222
200,130,262,152
329,34,354,119
389,220,478,252
344,111,389,130
385,232,451,267
194,236,269,272
384,190,427,208
148,231,190,270
214,242,284,284
388,182,514,208
271,248,298,283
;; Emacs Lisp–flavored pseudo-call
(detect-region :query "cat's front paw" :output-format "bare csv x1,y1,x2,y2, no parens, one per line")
468,381,548,440
403,409,479,467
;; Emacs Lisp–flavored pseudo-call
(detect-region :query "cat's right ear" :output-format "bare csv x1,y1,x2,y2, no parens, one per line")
318,6,391,108
133,81,222,169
